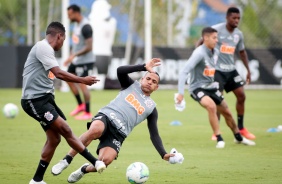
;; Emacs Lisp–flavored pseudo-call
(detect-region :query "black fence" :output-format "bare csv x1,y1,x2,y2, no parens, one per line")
0,46,281,88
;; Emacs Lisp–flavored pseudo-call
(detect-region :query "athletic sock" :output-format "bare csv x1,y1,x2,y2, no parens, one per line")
33,160,49,182
63,155,73,164
79,148,97,166
237,115,244,130
75,94,83,105
216,134,224,142
234,133,243,141
85,102,90,113
81,165,89,174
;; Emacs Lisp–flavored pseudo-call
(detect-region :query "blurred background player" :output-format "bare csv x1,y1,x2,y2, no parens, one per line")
21,21,104,184
176,27,255,148
52,58,178,183
64,4,95,120
212,7,255,140
197,7,255,140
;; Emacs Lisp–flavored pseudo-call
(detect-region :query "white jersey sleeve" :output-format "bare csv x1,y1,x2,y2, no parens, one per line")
236,31,245,51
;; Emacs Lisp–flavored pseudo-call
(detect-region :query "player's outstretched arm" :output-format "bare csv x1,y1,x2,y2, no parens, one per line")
144,58,161,73
50,66,99,85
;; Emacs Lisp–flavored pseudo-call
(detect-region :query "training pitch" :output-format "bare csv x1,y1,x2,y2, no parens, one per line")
0,89,281,184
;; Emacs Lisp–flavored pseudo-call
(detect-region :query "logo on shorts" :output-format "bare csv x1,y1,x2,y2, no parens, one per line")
197,91,204,98
44,111,54,121
94,116,103,120
113,139,121,152
39,121,47,126
234,75,243,83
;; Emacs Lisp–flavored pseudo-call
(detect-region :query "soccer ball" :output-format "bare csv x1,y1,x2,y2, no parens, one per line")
126,162,149,184
3,103,19,118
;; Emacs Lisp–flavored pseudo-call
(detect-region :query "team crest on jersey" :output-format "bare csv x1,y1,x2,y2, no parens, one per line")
233,34,239,43
44,111,54,121
144,99,154,108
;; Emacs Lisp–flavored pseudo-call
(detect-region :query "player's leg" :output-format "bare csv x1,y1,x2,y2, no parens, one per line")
226,70,255,139
211,71,226,140
50,116,104,171
217,100,255,146
30,129,61,184
75,63,94,120
67,64,85,116
67,117,121,182
196,93,224,148
67,147,116,183
52,114,106,175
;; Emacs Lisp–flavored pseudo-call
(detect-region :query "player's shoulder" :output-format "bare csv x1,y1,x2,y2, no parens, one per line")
37,39,52,49
36,39,53,54
234,27,243,35
211,22,225,30
193,45,206,57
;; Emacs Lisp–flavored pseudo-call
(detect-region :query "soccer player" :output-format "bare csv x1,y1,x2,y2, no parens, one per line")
176,27,255,148
21,22,106,184
196,7,255,140
51,58,176,183
64,4,95,120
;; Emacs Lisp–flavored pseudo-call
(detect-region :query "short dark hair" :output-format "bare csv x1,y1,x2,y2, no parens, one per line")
46,21,65,36
143,71,160,82
67,4,81,12
202,27,217,37
227,7,240,16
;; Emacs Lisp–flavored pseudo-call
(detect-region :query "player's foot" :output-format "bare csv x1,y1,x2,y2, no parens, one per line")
211,134,217,141
216,141,225,148
95,160,106,173
51,159,69,175
75,112,93,120
68,163,89,183
70,103,85,116
234,137,256,146
239,128,256,140
29,179,47,184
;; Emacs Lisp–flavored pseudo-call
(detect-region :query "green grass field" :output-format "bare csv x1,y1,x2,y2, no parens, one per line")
0,89,281,184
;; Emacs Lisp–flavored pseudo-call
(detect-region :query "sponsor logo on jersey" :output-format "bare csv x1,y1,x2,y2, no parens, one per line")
44,111,54,121
203,66,215,77
72,34,79,44
220,45,235,54
48,71,55,80
125,94,145,115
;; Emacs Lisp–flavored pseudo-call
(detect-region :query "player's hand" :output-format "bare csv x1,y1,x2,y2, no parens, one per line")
246,70,251,85
175,93,184,104
168,148,184,164
83,76,100,85
145,58,161,73
163,153,175,161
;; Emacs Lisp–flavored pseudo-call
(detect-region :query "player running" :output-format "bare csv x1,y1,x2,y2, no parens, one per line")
197,7,255,140
176,27,255,148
